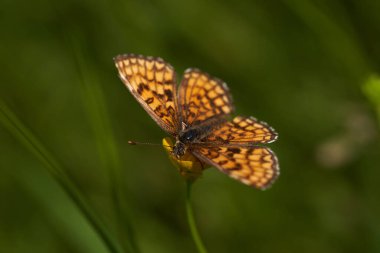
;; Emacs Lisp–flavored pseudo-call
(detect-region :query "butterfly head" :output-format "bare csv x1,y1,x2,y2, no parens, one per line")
173,128,201,158
172,141,186,159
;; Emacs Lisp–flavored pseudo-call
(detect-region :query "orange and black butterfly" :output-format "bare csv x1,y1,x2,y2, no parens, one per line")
114,54,279,189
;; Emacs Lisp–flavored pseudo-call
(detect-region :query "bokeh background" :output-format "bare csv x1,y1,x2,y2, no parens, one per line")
1,0,380,252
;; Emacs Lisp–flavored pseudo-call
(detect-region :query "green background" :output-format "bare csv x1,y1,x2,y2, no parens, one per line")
1,0,380,252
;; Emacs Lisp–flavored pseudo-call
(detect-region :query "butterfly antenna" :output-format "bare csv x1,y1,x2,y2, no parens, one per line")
128,140,160,146
128,140,172,148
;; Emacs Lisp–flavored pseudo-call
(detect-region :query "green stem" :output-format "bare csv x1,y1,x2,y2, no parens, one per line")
186,181,208,253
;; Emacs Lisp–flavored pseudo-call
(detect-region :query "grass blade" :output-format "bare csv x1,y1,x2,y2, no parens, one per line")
0,99,124,253
69,36,138,253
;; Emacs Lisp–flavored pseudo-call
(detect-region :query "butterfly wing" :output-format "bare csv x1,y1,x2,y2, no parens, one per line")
193,146,279,189
192,116,279,189
204,116,278,144
178,69,234,128
114,54,178,135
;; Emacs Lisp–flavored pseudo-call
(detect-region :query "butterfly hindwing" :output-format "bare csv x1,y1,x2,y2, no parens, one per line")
205,116,278,144
114,54,179,135
193,146,279,189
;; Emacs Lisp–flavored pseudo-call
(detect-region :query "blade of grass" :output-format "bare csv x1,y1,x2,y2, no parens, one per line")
186,181,208,253
0,99,124,253
68,35,138,253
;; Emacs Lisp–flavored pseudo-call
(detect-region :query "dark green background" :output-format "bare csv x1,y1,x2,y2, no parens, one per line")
1,0,380,252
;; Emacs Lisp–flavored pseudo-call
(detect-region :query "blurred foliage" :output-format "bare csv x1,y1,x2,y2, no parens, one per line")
363,75,380,122
1,0,380,252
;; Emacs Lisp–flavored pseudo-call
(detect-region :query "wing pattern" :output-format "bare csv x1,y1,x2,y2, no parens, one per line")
114,54,178,134
179,69,234,128
194,146,279,189
204,116,278,144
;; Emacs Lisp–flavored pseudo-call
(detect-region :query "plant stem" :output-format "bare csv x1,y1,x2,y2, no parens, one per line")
186,181,208,253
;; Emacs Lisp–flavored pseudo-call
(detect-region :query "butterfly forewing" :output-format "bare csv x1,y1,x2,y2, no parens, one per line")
179,69,234,128
205,116,278,144
193,146,279,189
114,54,179,135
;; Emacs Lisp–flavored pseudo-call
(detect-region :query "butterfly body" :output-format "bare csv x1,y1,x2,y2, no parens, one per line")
174,119,223,158
115,54,279,189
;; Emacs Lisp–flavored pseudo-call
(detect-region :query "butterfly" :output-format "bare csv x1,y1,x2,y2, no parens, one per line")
114,54,279,189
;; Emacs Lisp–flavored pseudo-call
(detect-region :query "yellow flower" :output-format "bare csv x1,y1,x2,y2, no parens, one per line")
162,137,208,181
